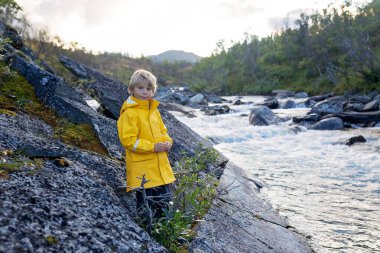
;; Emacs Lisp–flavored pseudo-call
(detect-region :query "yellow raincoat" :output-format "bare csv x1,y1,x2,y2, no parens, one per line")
117,96,175,191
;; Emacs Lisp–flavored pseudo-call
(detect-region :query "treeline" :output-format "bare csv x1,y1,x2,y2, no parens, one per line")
188,0,380,95
3,0,380,95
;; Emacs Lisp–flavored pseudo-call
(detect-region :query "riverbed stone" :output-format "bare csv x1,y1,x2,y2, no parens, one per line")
344,135,366,146
189,93,205,104
294,92,308,99
249,106,282,126
362,100,379,112
310,117,344,130
309,96,344,115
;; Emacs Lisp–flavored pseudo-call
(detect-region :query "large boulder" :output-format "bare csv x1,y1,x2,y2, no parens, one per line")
59,55,129,120
310,117,344,130
249,106,282,126
7,54,124,159
0,113,167,253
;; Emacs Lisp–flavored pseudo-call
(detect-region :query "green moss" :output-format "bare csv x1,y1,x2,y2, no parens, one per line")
0,159,24,179
0,109,16,116
54,119,108,155
45,235,58,245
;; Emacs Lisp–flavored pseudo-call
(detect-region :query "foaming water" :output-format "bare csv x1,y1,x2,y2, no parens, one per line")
172,96,380,253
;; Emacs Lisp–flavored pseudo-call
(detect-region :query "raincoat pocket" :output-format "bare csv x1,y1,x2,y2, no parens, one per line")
130,152,155,162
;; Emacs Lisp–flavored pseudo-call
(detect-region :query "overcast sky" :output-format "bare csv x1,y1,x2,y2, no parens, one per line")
17,0,369,57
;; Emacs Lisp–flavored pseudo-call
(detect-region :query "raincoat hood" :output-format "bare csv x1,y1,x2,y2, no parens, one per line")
119,96,160,115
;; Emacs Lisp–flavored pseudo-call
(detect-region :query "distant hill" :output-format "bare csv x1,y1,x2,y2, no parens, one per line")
150,50,202,64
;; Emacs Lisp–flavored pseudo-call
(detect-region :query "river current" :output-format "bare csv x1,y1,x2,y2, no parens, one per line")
171,96,380,253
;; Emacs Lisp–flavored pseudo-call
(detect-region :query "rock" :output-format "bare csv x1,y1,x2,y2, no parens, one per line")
362,100,379,112
159,103,196,118
59,55,129,120
172,92,190,105
305,92,334,107
310,117,344,130
292,114,321,124
261,97,279,109
344,102,365,112
0,113,167,253
272,90,295,98
283,100,296,109
189,93,205,104
203,105,230,116
344,135,366,146
349,95,371,104
326,111,380,124
203,93,226,103
367,90,379,100
7,55,124,159
233,99,243,105
309,96,344,116
294,92,308,99
0,22,23,49
249,106,282,126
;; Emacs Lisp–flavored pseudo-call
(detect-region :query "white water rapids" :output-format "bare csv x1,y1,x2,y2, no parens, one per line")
171,96,380,253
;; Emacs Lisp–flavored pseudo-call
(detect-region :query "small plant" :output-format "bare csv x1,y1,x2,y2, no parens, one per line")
138,146,219,252
45,235,58,245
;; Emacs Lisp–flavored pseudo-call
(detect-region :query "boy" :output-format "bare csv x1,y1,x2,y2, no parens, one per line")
117,69,175,218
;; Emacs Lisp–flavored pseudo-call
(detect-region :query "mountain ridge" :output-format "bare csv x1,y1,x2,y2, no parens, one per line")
149,50,202,64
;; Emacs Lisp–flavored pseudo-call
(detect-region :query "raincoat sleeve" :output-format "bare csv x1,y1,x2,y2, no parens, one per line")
157,110,173,144
117,110,155,153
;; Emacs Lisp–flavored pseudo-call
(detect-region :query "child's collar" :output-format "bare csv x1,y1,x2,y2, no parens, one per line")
129,96,159,111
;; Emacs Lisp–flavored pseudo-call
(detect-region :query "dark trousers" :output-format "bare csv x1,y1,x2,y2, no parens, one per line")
136,184,172,219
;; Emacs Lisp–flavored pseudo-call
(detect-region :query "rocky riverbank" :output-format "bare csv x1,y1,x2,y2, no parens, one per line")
0,21,312,252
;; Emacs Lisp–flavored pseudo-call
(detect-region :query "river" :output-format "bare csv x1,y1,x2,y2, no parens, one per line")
171,96,380,253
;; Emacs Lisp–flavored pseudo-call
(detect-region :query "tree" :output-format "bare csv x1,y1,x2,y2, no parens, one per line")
0,0,22,24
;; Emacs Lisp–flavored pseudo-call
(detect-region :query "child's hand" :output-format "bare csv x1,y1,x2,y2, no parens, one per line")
163,141,172,151
154,142,167,152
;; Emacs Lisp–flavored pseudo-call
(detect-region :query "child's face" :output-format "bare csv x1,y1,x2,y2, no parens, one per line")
132,83,154,100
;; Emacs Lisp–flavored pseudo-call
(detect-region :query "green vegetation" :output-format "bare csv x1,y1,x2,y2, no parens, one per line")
45,235,58,245
10,0,379,96
189,1,380,95
146,147,219,252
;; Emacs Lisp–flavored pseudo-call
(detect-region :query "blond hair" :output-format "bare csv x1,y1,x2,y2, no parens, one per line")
128,69,158,94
